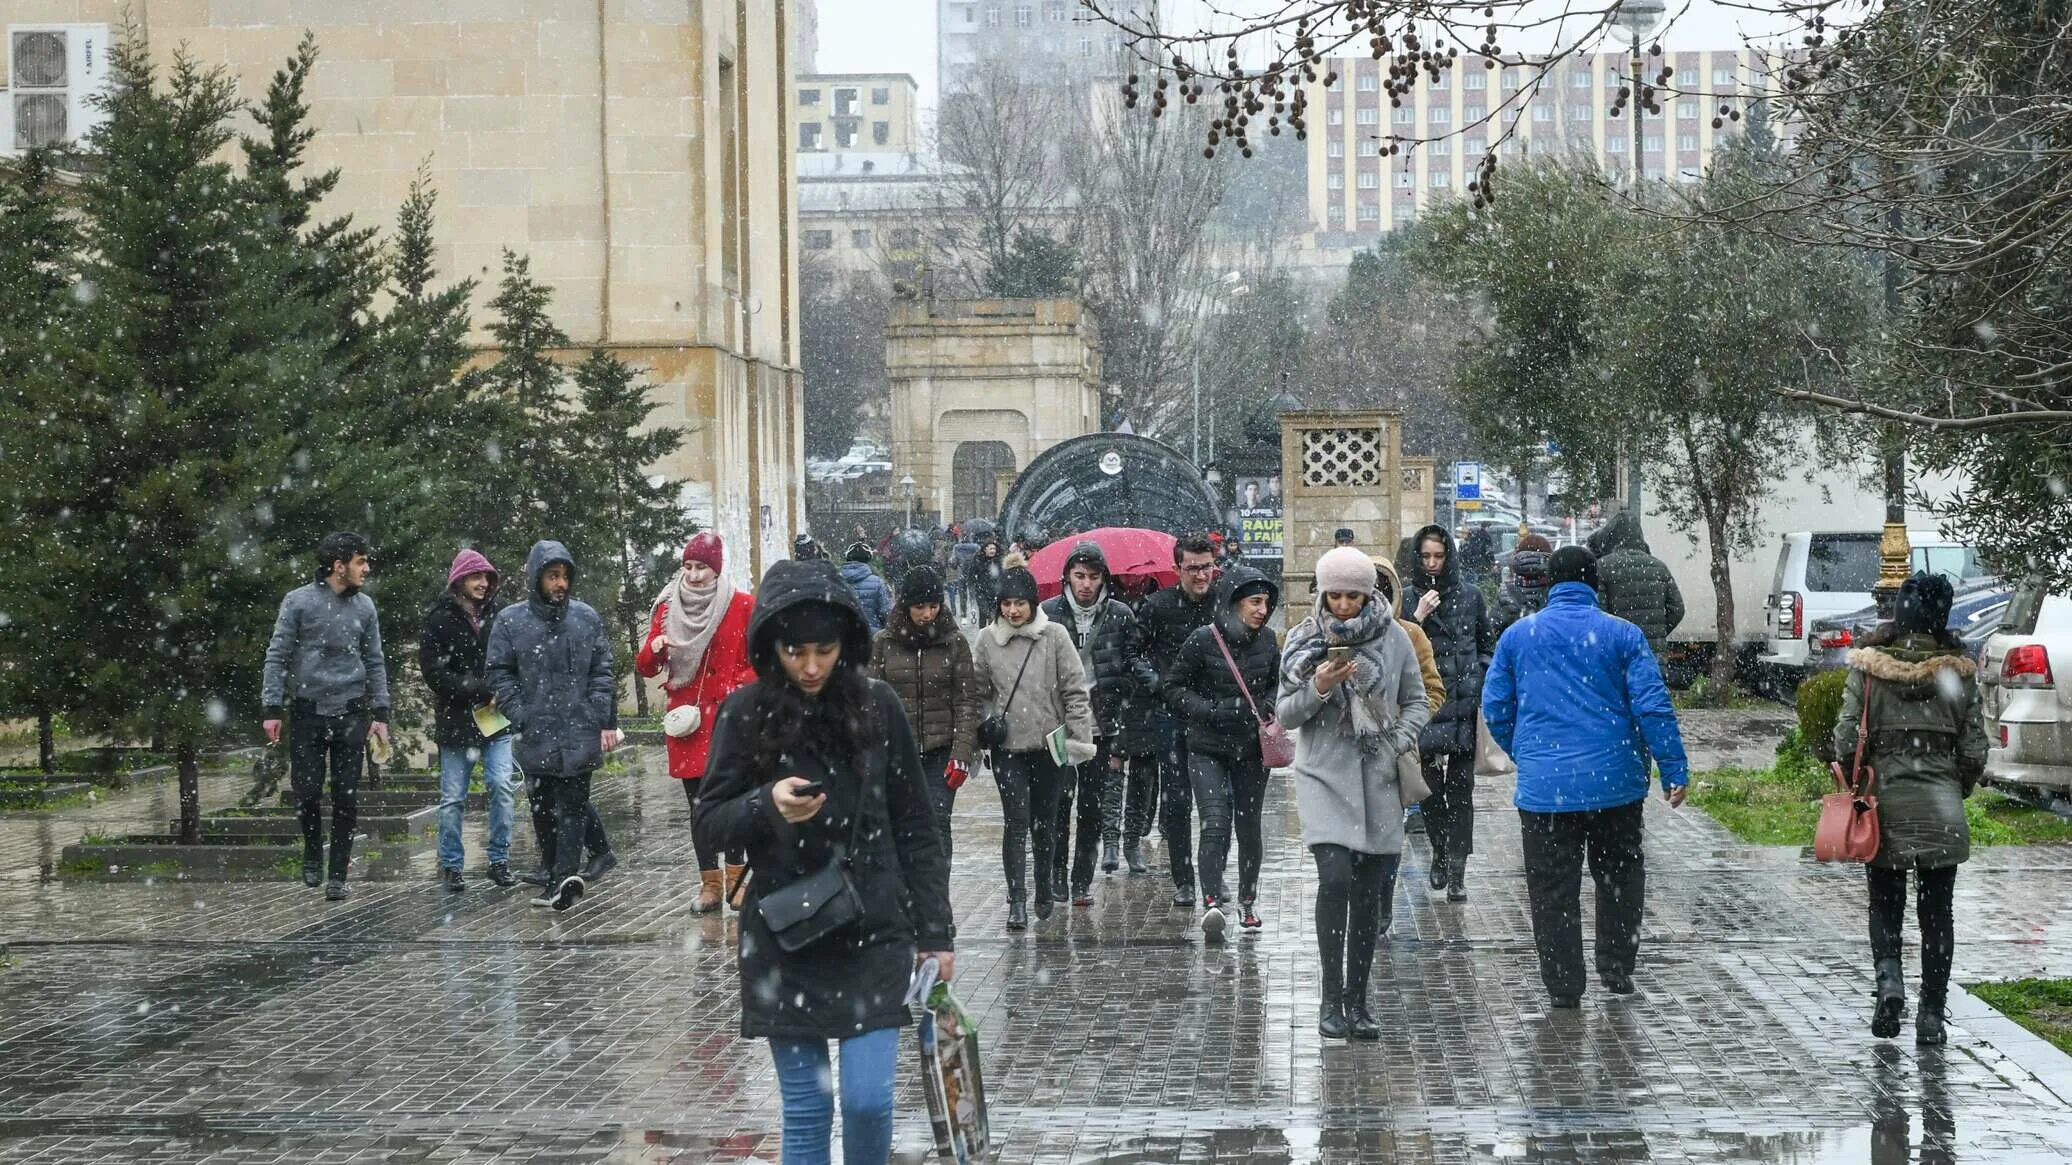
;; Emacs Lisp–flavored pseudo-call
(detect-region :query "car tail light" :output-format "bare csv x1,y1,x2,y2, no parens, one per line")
1817,627,1853,650
2003,643,2054,687
1998,724,2010,748
1779,591,1803,640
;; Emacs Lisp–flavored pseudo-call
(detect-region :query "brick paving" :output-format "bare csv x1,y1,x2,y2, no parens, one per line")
1,710,2070,1163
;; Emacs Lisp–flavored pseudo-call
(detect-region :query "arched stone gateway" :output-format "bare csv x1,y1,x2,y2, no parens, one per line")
951,440,1018,521
998,433,1222,542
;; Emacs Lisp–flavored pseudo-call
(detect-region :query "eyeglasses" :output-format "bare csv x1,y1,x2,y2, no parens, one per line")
1178,562,1217,574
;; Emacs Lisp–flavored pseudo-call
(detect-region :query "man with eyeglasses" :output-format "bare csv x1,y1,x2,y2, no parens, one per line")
1135,533,1223,907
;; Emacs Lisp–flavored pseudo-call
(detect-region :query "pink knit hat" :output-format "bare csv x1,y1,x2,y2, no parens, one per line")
682,532,724,572
1315,546,1378,596
447,548,497,590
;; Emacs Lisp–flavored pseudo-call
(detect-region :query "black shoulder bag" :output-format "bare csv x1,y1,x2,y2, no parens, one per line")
977,638,1037,751
756,757,872,954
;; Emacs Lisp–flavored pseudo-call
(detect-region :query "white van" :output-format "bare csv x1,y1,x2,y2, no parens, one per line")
1761,532,1988,669
1980,580,2072,797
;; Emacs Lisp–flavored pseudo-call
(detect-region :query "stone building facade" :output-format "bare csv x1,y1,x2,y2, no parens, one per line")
5,1,805,577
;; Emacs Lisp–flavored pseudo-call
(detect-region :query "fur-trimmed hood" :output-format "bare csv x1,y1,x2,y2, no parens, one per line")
1846,645,1976,683
987,602,1053,646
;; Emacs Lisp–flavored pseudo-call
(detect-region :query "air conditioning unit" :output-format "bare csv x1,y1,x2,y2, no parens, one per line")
1,24,113,154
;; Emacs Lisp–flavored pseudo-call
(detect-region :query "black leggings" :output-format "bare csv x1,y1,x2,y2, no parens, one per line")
1190,750,1269,904
1868,865,1957,1004
1419,750,1476,863
681,779,744,870
995,749,1069,903
1312,845,1398,1005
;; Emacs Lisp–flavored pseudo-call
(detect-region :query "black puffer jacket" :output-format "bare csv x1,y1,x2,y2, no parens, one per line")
870,606,980,763
484,541,617,777
1404,524,1496,756
1163,566,1282,761
1138,578,1222,718
1040,543,1158,738
1586,511,1686,646
1493,549,1552,636
692,559,954,1041
418,592,506,748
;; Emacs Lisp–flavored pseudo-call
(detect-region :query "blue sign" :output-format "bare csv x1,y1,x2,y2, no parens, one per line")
1453,461,1482,501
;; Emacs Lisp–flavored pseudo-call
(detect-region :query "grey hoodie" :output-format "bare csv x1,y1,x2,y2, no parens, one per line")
262,578,391,719
485,541,617,777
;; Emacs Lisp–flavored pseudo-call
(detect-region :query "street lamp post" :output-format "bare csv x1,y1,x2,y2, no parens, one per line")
900,473,917,531
1615,0,1666,515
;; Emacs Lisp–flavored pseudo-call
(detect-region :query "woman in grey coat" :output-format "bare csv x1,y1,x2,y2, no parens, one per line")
1278,547,1431,1040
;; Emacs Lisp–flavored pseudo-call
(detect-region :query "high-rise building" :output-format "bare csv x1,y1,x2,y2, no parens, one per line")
797,74,920,154
937,0,1143,94
796,0,819,73
1303,49,1769,257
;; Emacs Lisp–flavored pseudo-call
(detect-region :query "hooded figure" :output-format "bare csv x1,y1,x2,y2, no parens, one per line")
963,537,1005,620
690,558,954,1140
839,544,894,632
1495,533,1555,635
1585,511,1685,647
1833,572,1987,1047
1403,522,1497,899
419,548,518,890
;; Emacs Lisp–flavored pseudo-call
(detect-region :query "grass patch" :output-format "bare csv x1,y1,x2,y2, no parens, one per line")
58,855,106,876
1970,979,2072,1055
1671,675,1774,711
0,787,93,812
1690,730,2072,847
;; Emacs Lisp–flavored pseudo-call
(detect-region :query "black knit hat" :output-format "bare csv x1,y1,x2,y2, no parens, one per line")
996,566,1040,607
845,541,874,564
900,565,946,608
1894,571,1955,635
1548,545,1600,591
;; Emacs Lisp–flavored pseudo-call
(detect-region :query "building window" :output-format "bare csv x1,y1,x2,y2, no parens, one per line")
1502,68,1520,89
1358,170,1379,189
1430,171,1450,188
1046,0,1066,21
985,4,1000,25
800,123,822,149
1464,104,1486,122
1428,138,1450,156
1358,202,1379,221
874,121,891,145
1357,73,1378,91
1080,35,1092,56
1713,66,1736,86
1678,100,1697,119
965,5,975,21
1678,132,1698,151
1014,4,1031,28
1328,204,1345,221
799,89,820,105
803,229,832,250
1357,107,1379,125
835,88,858,116
1327,172,1344,190
1569,104,1589,122
1357,138,1379,156
1532,105,1552,122
1465,72,1486,90
1428,105,1450,124
850,229,872,248
1394,170,1414,189
1327,139,1344,158
1570,70,1590,88
889,227,919,248
1328,108,1344,126
872,87,890,104
836,122,858,148
1605,135,1625,154
1644,133,1662,152
1393,106,1415,125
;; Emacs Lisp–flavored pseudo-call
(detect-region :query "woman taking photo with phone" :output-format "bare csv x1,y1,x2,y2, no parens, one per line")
1279,547,1431,1038
693,559,954,1165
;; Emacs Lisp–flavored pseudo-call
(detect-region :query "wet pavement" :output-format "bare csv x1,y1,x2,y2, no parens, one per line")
2,709,2070,1163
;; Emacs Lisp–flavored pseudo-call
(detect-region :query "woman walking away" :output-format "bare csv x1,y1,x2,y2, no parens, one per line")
870,565,981,863
1372,555,1446,936
692,559,954,1165
636,533,757,913
972,566,1097,929
1834,572,1987,1047
1404,523,1495,901
1165,565,1282,936
1282,547,1431,1038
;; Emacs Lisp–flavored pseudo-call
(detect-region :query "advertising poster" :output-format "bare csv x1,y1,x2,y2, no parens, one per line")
1228,475,1283,561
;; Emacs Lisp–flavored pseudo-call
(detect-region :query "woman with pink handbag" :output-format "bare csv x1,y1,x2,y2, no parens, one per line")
1832,572,1988,1047
1162,564,1282,936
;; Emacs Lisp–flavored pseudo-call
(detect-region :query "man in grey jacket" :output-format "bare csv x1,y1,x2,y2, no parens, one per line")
486,540,621,911
262,531,392,900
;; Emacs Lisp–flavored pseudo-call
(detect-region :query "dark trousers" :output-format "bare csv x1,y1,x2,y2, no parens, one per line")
1420,750,1477,864
290,708,366,879
1190,750,1269,904
1054,738,1111,892
919,747,957,866
536,770,596,881
1868,865,1958,1005
995,749,1068,904
1313,845,1398,1005
529,772,610,875
1519,798,1647,998
1103,749,1160,845
1157,719,1196,891
680,778,744,870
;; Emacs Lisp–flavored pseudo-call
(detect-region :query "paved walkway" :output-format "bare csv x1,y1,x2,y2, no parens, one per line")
2,710,2070,1163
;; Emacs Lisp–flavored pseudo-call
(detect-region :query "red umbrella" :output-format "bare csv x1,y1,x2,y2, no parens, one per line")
1027,528,1179,600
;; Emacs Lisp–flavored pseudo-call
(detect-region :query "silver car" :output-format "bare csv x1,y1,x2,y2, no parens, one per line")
1979,579,2072,800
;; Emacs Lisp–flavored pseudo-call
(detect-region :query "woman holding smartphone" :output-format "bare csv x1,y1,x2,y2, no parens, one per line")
1278,547,1430,1039
693,559,954,1165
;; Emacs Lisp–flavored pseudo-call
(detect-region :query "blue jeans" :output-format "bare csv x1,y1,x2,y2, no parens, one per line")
768,1026,901,1165
436,737,515,869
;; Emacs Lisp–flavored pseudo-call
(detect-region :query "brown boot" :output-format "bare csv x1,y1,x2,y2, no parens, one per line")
693,869,724,914
725,863,750,911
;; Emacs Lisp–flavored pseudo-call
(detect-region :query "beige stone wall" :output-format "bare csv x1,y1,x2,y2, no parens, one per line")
885,298,1102,521
10,0,803,579
1279,411,1405,627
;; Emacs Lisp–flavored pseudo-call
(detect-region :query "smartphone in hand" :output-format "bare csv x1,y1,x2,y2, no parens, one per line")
791,780,828,798
1326,645,1355,666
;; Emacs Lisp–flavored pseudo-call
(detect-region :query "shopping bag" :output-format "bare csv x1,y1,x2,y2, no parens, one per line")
906,958,990,1163
1473,710,1515,778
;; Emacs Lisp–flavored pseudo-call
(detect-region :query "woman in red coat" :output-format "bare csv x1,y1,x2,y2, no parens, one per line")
637,532,757,912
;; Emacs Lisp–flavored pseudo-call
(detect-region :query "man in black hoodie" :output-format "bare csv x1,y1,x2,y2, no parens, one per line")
1585,511,1686,650
1404,523,1496,901
1136,532,1223,905
1041,541,1159,902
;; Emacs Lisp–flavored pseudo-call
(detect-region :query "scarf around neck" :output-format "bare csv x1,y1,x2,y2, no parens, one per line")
1284,596,1398,755
660,568,734,692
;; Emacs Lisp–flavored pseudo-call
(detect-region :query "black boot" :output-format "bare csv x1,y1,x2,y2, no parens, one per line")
1872,957,1906,1039
1102,840,1120,873
1916,993,1947,1047
1346,998,1381,1041
1428,850,1449,891
1446,856,1468,903
1319,976,1350,1039
1124,839,1148,874
1006,899,1029,931
1172,883,1195,908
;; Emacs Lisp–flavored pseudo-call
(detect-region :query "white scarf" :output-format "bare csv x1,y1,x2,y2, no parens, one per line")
658,568,733,692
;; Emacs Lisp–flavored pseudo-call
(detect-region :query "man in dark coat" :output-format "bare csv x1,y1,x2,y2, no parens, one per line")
1136,532,1224,905
1405,523,1496,900
1494,533,1555,636
418,548,518,892
486,540,620,912
1041,541,1160,900
1586,511,1686,648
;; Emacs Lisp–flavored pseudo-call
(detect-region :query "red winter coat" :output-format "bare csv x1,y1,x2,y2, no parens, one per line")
636,589,756,780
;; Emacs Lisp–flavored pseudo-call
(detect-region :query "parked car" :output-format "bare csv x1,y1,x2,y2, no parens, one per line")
1761,531,1990,673
1979,579,2072,800
1805,578,2011,673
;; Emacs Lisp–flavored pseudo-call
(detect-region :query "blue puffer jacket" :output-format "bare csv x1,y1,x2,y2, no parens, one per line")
486,541,617,778
1482,582,1689,813
840,560,894,632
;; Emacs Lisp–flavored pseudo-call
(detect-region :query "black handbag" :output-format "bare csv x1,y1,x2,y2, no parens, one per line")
756,775,870,954
977,639,1037,751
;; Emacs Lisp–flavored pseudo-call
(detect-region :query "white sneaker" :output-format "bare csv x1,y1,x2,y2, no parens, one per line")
550,874,586,912
1200,902,1226,936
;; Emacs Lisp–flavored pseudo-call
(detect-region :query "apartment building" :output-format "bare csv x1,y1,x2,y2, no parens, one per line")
797,73,919,153
938,0,1142,93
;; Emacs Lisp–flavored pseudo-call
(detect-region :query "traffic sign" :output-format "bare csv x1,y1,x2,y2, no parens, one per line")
1453,461,1482,501
1456,499,1483,511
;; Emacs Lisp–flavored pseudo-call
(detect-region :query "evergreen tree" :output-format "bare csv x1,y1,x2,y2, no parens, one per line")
983,226,1079,297
479,250,573,558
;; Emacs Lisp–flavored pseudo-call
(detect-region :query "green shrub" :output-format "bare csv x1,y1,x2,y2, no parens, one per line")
1773,728,1831,798
1795,670,1849,761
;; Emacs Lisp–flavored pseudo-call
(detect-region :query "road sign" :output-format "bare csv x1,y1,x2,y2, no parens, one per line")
1456,499,1483,511
1453,461,1482,501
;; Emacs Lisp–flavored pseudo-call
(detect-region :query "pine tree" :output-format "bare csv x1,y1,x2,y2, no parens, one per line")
479,250,573,563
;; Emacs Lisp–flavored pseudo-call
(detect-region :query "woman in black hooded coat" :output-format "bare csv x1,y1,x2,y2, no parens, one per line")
693,559,955,1165
1403,523,1496,900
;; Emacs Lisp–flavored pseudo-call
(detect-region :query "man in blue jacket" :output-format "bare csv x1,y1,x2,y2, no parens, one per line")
1483,545,1688,1007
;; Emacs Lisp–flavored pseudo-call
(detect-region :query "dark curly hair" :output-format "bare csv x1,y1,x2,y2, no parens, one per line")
745,604,879,777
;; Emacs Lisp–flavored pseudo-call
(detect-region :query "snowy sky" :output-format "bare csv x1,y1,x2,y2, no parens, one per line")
818,0,1805,117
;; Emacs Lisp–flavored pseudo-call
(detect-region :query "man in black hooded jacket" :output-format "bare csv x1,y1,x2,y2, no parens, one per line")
1585,511,1686,649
